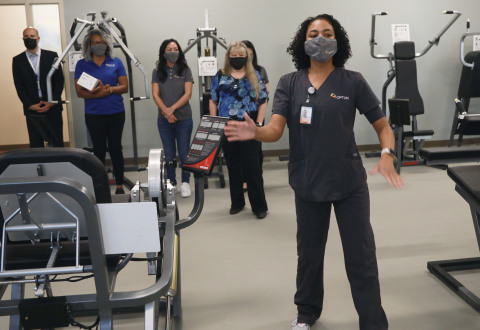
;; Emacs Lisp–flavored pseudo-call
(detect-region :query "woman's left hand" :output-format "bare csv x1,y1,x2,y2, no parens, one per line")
369,156,404,189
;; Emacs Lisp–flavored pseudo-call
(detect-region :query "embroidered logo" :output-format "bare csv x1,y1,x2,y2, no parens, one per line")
330,93,350,100
106,63,116,67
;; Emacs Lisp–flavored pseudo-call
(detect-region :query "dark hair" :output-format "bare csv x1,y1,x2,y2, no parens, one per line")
242,40,261,72
287,14,351,70
155,39,188,83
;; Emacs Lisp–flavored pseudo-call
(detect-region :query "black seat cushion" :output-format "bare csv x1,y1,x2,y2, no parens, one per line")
447,165,480,205
419,146,480,161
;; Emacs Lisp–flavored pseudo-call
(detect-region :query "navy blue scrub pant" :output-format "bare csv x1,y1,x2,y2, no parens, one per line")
85,112,125,185
222,139,268,214
294,182,388,329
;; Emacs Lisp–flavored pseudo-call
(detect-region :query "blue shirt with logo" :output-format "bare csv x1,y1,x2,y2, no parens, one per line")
74,57,127,115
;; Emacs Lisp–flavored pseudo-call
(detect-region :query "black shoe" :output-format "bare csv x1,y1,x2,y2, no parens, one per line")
115,188,125,195
255,211,267,219
229,206,245,215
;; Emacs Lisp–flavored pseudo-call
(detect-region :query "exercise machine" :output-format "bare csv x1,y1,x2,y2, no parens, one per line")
184,10,227,189
46,11,151,190
419,20,480,167
449,19,480,146
427,165,480,312
369,10,461,172
0,142,215,328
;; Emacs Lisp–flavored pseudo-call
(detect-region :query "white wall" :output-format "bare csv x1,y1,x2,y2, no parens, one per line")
63,0,480,157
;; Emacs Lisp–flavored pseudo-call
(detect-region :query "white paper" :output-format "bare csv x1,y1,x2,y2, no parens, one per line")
97,202,161,255
474,35,480,51
392,24,410,43
69,51,84,72
198,56,217,76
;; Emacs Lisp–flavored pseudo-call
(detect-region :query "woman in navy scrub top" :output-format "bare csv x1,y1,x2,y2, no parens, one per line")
225,14,403,330
75,29,128,194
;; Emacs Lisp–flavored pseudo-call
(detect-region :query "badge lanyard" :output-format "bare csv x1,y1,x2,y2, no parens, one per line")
299,86,315,126
26,49,41,93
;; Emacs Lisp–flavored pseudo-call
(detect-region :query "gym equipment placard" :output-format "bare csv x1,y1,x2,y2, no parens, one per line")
183,115,228,175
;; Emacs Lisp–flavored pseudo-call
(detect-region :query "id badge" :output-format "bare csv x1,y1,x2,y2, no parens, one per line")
299,105,313,126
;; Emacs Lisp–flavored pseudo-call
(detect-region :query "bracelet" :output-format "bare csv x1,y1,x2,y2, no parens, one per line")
255,122,263,127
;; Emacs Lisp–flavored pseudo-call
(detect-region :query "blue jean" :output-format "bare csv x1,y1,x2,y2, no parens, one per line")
157,116,193,185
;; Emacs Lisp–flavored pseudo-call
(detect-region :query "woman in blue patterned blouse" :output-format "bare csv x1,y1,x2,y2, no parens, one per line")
209,41,268,219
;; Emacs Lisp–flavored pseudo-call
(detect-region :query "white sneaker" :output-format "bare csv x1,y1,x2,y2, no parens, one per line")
181,182,191,198
291,318,310,330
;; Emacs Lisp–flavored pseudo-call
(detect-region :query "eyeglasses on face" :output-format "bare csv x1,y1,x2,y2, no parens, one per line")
91,41,106,46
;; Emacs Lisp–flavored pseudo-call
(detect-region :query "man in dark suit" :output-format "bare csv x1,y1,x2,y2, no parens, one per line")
12,27,65,147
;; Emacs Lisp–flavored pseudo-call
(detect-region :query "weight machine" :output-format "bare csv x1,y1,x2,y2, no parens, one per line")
449,19,480,146
184,10,228,188
368,10,461,172
46,11,151,189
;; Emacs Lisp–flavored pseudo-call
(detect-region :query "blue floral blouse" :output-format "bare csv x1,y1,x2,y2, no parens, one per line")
210,70,268,121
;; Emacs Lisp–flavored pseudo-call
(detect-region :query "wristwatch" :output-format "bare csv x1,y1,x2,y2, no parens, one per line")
381,148,396,158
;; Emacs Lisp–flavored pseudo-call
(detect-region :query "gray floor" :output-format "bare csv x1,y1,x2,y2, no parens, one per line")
2,155,480,329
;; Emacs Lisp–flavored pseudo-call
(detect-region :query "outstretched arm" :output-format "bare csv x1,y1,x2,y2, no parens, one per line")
224,113,286,142
368,117,404,189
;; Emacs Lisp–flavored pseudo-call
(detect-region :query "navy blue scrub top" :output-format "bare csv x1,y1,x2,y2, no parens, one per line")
272,68,383,201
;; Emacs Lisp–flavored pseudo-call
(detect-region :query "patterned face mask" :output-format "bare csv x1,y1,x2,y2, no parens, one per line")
304,36,337,63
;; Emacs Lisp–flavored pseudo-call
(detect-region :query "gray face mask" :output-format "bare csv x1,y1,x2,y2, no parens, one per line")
91,44,107,56
164,51,179,63
304,36,337,63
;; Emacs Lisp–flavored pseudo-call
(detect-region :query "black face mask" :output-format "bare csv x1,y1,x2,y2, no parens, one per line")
24,38,37,50
229,57,247,70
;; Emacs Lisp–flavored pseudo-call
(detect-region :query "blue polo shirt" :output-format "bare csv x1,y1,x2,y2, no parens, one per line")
74,57,127,115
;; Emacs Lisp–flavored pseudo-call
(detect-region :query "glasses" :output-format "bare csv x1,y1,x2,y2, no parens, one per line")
91,41,106,46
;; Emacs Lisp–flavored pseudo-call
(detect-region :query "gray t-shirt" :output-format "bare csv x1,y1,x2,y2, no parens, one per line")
272,68,382,201
152,66,194,121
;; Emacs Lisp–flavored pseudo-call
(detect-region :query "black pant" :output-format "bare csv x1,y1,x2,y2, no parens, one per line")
294,183,388,329
222,139,268,214
85,112,125,185
26,111,64,148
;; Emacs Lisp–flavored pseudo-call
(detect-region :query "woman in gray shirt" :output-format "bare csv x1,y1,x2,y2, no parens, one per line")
152,39,194,197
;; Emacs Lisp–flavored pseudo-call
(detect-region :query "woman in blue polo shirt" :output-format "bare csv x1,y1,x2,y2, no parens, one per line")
74,29,128,194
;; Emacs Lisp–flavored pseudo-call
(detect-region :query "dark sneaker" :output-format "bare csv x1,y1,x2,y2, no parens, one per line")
229,206,245,215
255,211,267,219
291,319,310,330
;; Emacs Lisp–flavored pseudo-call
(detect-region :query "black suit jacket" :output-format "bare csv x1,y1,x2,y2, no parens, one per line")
12,49,64,116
